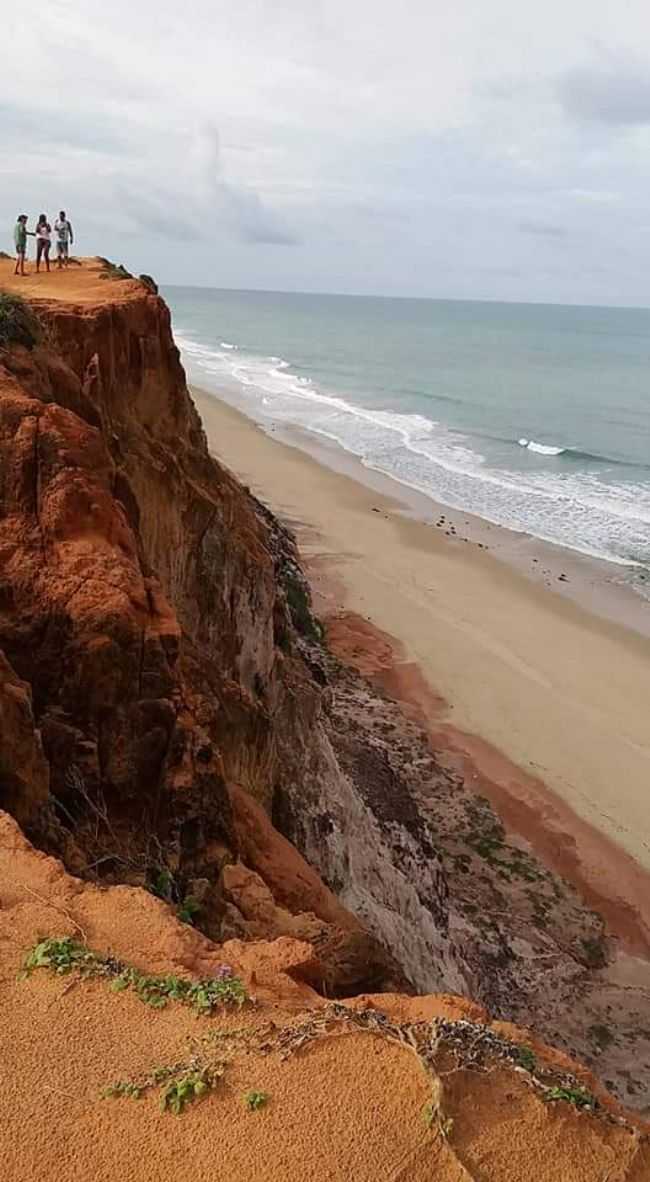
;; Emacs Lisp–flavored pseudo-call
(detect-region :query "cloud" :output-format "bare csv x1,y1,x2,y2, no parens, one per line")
557,60,650,126
196,126,299,245
3,2,650,302
518,220,567,239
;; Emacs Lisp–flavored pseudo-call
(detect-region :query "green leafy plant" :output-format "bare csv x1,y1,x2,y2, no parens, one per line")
149,867,175,902
515,1046,536,1073
0,292,41,349
544,1084,595,1110
22,937,248,1014
22,936,97,976
102,1061,226,1115
244,1089,269,1112
102,1080,143,1100
161,1070,212,1115
177,895,202,926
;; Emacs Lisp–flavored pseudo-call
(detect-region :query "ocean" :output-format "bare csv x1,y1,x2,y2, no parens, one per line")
164,286,650,594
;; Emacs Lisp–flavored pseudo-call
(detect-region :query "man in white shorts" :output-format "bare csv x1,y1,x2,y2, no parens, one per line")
54,211,74,268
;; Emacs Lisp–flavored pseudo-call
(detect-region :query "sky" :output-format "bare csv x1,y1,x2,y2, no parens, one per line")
3,1,650,304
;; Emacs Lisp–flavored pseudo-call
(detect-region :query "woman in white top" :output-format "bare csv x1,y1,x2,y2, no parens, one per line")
35,213,52,273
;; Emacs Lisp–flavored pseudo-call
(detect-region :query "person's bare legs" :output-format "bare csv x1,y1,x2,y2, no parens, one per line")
14,252,25,276
45,245,51,273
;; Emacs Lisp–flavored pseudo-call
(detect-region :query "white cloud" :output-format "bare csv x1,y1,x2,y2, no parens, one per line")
3,1,650,302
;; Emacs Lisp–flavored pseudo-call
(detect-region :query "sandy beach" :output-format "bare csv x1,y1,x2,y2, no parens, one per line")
193,386,650,953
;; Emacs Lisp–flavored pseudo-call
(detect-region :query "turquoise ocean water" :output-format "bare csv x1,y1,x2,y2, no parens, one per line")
165,287,650,594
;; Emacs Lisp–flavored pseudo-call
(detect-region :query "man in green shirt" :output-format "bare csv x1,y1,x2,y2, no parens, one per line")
13,215,29,276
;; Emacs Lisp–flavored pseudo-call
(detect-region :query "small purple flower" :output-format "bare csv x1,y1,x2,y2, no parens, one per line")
215,963,233,979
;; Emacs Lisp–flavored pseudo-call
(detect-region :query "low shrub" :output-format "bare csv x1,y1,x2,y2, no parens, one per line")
0,292,41,349
139,273,158,295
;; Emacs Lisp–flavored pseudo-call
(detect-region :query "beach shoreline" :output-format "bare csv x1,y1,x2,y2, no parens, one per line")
192,384,650,952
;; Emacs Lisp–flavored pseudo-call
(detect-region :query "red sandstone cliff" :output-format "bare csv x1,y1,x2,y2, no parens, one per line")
1,259,650,1136
0,260,390,995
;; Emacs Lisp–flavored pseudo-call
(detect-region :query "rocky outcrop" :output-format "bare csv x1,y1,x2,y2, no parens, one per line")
0,650,49,828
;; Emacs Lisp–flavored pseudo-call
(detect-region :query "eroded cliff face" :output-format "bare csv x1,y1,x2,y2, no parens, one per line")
0,261,649,1112
0,267,391,995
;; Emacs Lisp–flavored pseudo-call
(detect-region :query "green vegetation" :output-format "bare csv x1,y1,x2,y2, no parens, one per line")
514,1045,536,1073
0,292,41,349
102,1080,143,1100
148,867,203,927
284,571,324,643
97,257,133,280
244,1089,269,1112
581,936,607,968
161,1070,213,1114
588,1023,614,1050
177,895,202,925
138,273,158,295
22,936,248,1013
422,1103,453,1139
544,1084,596,1110
103,1061,226,1115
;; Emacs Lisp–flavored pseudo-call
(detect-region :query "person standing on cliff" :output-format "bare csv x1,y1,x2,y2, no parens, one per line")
35,214,52,273
54,211,74,268
13,215,31,276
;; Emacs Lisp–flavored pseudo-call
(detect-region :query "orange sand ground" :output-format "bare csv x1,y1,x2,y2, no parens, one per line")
0,256,145,306
1,813,648,1182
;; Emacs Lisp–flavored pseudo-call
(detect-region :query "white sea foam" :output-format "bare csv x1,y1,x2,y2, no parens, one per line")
518,438,566,456
176,331,650,571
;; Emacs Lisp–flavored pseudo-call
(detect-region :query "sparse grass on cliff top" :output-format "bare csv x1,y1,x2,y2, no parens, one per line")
97,257,133,281
0,292,41,349
22,936,248,1013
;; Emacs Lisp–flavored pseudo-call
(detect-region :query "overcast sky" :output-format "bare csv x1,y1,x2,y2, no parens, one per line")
4,1,650,304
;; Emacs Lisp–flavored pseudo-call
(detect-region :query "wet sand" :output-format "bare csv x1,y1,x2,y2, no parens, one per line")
192,386,650,952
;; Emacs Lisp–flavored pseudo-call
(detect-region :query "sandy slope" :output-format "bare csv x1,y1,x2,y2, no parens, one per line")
0,812,646,1182
192,390,650,946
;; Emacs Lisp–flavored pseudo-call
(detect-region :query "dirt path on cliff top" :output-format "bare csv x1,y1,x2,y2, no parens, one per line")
1,813,647,1182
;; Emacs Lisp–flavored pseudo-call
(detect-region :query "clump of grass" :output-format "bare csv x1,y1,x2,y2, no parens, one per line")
244,1089,269,1112
588,1023,614,1050
22,936,248,1013
544,1084,596,1110
97,257,133,280
138,273,158,295
103,1061,226,1115
161,1069,213,1114
102,1080,143,1100
514,1045,536,1073
177,895,202,925
581,936,607,968
0,292,41,349
147,867,203,927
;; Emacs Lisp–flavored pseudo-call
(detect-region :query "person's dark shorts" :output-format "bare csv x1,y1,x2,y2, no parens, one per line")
57,240,69,257
36,238,51,262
